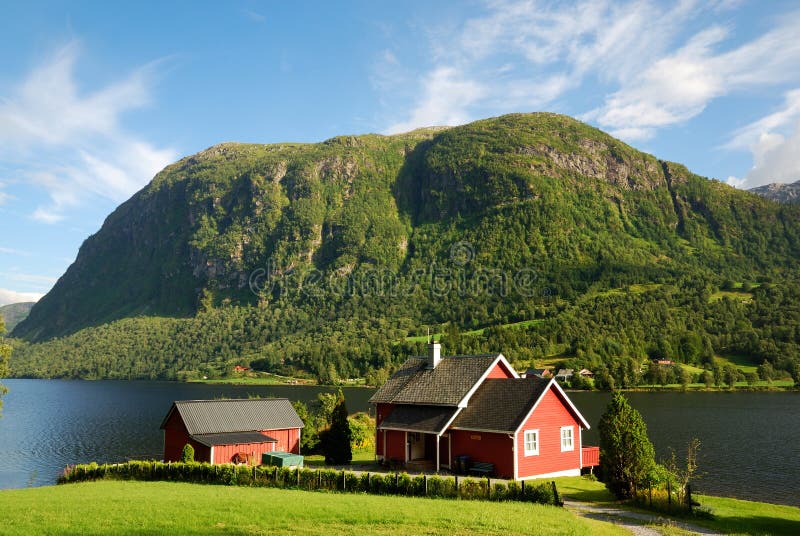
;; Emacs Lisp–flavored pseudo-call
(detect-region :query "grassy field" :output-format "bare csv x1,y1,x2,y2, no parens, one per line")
552,476,800,536
0,480,624,535
189,372,316,386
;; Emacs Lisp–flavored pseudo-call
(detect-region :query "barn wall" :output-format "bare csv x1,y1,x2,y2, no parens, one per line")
516,386,582,479
375,403,395,459
212,441,275,464
449,429,514,478
163,410,210,462
262,428,300,454
385,430,406,462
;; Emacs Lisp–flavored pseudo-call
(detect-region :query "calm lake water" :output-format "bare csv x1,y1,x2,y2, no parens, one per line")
0,380,797,506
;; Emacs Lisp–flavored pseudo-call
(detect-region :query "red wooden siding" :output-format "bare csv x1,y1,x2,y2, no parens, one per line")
263,428,301,454
384,430,406,462
212,440,275,464
375,403,394,458
163,410,211,462
440,434,451,467
582,446,600,467
486,360,515,379
449,429,514,478
516,385,582,479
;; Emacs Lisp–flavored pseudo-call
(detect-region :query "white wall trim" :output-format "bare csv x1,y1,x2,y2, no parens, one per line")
517,468,581,481
512,431,519,481
209,446,215,465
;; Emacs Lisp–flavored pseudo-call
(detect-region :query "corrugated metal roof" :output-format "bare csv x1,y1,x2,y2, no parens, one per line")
190,432,278,447
369,354,500,406
450,377,550,433
161,398,304,435
379,405,459,434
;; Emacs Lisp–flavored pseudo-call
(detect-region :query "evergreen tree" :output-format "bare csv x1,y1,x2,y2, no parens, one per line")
321,390,352,465
598,392,656,499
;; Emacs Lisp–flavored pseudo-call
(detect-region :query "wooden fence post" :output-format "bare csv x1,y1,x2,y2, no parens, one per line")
455,475,459,494
424,474,428,496
342,471,346,491
487,477,491,499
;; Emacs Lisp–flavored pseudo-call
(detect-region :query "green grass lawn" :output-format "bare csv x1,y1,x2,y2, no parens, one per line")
303,446,376,467
552,476,800,535
0,480,625,535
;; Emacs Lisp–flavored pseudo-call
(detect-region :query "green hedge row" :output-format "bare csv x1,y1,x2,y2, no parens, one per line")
58,461,560,505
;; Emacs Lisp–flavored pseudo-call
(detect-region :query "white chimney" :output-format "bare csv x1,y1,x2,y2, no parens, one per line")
427,341,441,369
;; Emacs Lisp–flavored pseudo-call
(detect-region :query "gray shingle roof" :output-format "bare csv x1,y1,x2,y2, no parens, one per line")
161,398,304,434
369,354,501,406
450,378,550,433
190,432,278,447
379,405,459,434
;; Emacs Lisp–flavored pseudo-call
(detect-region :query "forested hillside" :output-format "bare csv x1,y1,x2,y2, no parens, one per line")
9,113,800,385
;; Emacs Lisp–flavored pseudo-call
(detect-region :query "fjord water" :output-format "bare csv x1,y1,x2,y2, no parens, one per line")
0,380,797,506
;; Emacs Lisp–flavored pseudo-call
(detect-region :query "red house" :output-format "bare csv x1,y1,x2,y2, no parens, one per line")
370,343,596,480
160,398,304,464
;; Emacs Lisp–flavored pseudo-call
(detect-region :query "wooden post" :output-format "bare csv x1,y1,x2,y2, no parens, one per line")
274,466,279,483
317,469,321,489
424,474,428,496
551,481,562,506
342,471,346,491
487,476,491,499
395,472,399,490
296,468,300,487
455,475,459,494
521,479,525,498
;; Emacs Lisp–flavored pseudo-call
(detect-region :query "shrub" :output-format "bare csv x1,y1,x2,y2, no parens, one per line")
180,444,195,463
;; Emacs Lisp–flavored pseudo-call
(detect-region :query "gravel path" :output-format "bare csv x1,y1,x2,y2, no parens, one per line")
564,500,724,536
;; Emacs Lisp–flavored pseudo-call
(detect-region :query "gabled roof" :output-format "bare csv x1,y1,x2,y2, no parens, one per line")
450,377,591,433
369,354,513,406
190,432,278,447
378,405,459,434
160,398,304,435
450,378,550,433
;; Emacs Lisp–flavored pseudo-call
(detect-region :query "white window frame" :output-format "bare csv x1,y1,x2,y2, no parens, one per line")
560,426,574,452
523,429,539,456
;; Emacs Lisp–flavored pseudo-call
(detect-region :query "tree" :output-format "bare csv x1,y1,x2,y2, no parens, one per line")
598,392,656,499
320,390,352,465
0,317,9,416
292,400,318,453
180,443,195,462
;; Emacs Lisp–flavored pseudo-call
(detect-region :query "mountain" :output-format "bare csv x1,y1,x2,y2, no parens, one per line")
10,113,800,383
0,302,35,333
749,180,800,204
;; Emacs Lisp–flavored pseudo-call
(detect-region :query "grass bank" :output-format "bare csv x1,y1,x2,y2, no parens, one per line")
553,476,800,535
0,480,623,535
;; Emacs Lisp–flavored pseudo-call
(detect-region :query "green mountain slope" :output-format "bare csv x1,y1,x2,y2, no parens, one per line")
0,302,34,333
10,113,800,383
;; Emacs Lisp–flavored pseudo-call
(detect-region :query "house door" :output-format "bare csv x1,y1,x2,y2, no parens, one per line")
407,433,425,460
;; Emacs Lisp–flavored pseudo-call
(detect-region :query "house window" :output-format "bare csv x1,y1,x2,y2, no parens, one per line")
524,430,539,456
560,426,574,451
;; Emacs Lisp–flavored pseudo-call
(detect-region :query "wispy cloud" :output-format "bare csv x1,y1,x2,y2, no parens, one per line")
242,8,266,23
0,288,43,307
379,0,800,146
0,247,29,256
0,41,178,223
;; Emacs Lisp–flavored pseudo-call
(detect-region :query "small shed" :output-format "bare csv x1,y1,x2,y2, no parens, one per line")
160,398,304,464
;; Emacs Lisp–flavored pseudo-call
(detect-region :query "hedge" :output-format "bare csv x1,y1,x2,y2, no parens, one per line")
58,461,560,506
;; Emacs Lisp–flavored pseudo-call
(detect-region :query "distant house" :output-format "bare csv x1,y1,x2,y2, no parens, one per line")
525,368,552,379
160,398,303,464
578,368,594,378
652,359,674,366
370,343,596,480
233,365,250,372
555,369,574,382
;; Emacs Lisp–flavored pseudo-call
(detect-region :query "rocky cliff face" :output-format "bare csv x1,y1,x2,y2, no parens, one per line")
750,180,800,203
13,113,800,341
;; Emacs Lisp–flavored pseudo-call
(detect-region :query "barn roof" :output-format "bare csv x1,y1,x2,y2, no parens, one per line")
378,405,459,434
450,378,551,433
190,432,278,447
160,398,304,435
369,354,504,406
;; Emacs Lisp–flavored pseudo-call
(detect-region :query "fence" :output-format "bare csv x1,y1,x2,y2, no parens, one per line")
58,461,561,506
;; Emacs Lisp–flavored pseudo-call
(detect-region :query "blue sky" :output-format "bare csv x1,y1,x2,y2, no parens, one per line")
2,0,800,305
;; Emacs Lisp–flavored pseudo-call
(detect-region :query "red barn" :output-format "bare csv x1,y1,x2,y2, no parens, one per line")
160,398,304,464
370,343,596,480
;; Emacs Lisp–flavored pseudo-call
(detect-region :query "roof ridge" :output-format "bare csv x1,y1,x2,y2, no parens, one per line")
174,398,290,404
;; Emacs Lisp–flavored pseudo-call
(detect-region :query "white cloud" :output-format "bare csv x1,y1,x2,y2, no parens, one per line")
0,41,177,222
385,67,487,134
0,288,43,306
723,90,800,188
380,1,800,146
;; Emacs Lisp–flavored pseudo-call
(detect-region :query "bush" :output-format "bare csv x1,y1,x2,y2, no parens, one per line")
180,444,195,463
